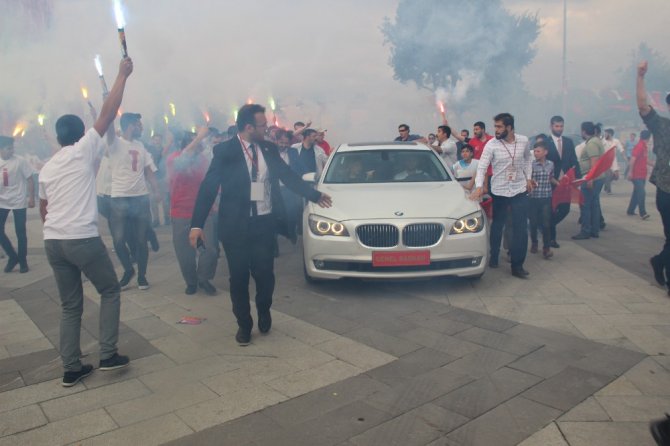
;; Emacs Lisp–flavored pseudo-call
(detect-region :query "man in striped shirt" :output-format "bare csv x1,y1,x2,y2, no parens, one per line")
471,113,533,279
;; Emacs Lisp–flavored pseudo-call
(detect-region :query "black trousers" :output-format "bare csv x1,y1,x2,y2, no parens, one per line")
223,215,275,332
529,197,552,249
490,192,528,270
0,208,27,264
550,203,570,242
657,188,670,286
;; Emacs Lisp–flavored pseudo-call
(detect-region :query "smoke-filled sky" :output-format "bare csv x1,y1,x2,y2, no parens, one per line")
1,0,668,145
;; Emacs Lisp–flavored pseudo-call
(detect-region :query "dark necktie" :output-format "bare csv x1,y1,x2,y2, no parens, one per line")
250,143,258,217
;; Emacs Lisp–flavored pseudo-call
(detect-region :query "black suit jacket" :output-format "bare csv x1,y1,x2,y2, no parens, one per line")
546,135,581,179
191,137,321,244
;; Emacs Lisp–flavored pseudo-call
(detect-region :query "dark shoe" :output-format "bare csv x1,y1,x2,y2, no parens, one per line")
488,258,499,269
572,233,590,240
549,240,560,249
198,280,217,296
651,256,667,287
19,263,29,273
119,269,135,289
258,312,272,334
650,413,670,446
99,353,130,371
543,248,553,259
4,257,18,273
148,230,159,252
590,233,599,239
62,364,93,387
641,213,651,220
137,276,150,290
511,268,530,279
235,328,251,346
530,243,538,254
185,284,197,295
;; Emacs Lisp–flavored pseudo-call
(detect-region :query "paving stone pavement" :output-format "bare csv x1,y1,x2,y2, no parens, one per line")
0,180,668,445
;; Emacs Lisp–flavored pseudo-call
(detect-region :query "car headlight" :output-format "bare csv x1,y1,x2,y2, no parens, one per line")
450,211,484,234
308,215,350,237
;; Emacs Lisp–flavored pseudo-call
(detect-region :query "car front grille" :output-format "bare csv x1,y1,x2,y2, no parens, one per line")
356,224,399,248
402,223,443,247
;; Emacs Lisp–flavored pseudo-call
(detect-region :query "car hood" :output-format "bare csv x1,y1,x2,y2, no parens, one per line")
309,182,480,221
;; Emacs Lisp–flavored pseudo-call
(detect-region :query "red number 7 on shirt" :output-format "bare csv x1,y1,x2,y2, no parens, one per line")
129,150,139,172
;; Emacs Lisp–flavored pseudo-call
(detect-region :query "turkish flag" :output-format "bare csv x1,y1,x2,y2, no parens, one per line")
552,167,583,210
573,147,616,185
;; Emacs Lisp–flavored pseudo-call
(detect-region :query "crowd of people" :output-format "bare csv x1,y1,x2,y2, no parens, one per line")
0,59,668,408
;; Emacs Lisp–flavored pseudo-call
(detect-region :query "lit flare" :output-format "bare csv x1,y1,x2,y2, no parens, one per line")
37,114,45,126
81,87,89,99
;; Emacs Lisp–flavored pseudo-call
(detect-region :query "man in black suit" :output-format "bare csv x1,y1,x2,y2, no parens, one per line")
545,115,581,248
189,104,332,346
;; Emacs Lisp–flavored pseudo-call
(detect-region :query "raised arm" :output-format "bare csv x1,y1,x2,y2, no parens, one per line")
95,58,134,141
636,60,651,117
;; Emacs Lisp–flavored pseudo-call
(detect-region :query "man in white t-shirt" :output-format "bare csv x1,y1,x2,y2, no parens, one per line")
106,113,160,290
39,58,133,387
0,136,35,273
431,125,458,167
602,128,625,194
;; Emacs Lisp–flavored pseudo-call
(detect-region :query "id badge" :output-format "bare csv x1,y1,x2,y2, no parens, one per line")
507,170,517,181
250,182,264,201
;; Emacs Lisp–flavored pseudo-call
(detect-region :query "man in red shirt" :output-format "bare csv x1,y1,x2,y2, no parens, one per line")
627,130,652,219
316,129,332,156
167,127,218,295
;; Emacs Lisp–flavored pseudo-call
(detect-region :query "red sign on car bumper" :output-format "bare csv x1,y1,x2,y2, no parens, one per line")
372,251,430,267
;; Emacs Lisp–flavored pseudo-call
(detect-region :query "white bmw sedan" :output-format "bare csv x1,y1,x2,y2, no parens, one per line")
302,141,488,282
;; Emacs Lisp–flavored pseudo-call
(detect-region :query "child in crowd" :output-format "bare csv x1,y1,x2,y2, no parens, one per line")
452,144,478,191
529,141,559,258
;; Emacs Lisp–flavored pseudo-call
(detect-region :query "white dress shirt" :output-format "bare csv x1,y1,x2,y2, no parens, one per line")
240,136,271,216
474,134,532,197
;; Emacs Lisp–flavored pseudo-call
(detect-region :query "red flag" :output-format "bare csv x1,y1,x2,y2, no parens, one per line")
552,167,583,210
573,147,615,186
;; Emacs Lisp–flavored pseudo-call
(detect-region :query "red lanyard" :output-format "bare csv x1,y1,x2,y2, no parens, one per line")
500,139,518,165
239,136,259,170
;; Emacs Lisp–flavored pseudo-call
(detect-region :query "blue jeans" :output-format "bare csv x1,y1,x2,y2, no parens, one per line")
627,179,647,216
579,179,604,236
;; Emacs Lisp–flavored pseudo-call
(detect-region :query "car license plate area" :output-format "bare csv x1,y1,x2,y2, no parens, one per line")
372,250,430,267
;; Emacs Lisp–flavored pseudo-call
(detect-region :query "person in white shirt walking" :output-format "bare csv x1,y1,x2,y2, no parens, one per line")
106,112,160,290
38,58,133,387
0,136,35,273
471,113,533,279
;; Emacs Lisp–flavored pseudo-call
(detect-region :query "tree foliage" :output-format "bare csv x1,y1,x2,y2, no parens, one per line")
381,0,540,105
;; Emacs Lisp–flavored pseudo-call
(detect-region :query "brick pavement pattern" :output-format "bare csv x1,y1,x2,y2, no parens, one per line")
0,181,667,446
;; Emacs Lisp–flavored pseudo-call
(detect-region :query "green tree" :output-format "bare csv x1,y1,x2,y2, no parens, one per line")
381,0,540,105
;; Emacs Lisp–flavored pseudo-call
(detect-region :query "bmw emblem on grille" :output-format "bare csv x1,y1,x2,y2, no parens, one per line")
394,211,404,216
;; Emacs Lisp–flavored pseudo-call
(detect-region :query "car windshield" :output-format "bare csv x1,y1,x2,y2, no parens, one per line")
323,149,451,184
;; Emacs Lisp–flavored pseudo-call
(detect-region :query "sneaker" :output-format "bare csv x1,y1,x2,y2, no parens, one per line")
4,257,18,273
651,256,667,287
198,280,217,296
641,213,651,220
185,284,197,295
235,328,251,346
137,276,150,290
62,364,93,387
258,311,272,334
530,243,538,254
99,353,130,371
19,263,29,274
543,248,553,259
650,413,670,446
119,269,135,289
